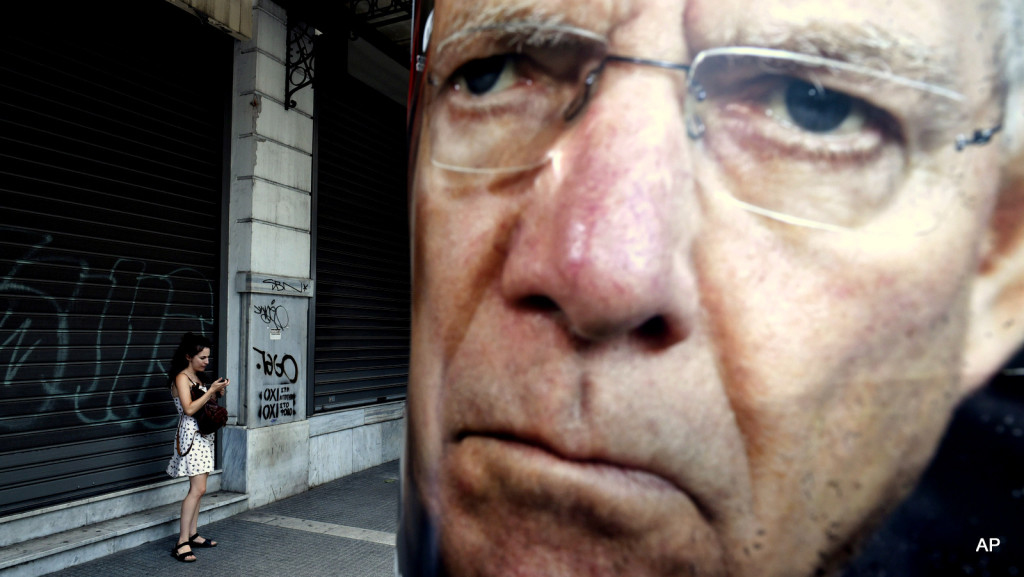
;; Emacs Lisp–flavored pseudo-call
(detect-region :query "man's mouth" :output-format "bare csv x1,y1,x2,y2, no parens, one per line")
451,431,687,500
437,429,725,561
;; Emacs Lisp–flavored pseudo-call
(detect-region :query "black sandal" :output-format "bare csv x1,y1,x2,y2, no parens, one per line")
189,532,218,548
171,541,196,562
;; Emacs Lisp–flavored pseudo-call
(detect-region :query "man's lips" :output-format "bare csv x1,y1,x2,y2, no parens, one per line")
437,432,732,576
451,431,690,500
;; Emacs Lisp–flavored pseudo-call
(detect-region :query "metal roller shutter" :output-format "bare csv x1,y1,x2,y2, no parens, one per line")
0,1,230,516
313,35,410,411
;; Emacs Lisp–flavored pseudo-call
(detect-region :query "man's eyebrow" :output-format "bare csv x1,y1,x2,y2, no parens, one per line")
444,4,566,36
437,8,964,94
721,22,961,90
439,1,613,44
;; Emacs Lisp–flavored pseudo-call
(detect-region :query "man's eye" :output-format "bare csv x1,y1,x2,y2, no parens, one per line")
768,78,868,134
452,55,520,95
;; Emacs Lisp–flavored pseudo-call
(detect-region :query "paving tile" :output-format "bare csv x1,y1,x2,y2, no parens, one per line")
44,460,400,577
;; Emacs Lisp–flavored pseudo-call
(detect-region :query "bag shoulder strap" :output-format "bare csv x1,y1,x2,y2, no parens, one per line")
175,416,194,457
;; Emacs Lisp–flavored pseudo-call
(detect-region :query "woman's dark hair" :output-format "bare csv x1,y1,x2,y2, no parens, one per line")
168,332,213,387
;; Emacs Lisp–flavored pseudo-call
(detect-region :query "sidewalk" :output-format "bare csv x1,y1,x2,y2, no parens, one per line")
43,460,400,577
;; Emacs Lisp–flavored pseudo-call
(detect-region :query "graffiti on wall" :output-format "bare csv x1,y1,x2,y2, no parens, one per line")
263,278,309,294
252,345,300,422
257,384,297,421
0,228,214,432
254,299,289,331
252,346,299,383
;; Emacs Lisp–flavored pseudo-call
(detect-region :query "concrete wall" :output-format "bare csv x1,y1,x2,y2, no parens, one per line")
220,0,405,508
308,402,405,487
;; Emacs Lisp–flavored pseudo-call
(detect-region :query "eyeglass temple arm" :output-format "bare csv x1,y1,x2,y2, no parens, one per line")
956,124,1002,151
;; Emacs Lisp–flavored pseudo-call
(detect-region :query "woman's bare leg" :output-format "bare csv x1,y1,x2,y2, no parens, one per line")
178,473,207,552
186,473,217,546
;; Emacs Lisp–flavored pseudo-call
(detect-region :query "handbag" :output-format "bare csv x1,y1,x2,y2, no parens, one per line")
190,383,228,435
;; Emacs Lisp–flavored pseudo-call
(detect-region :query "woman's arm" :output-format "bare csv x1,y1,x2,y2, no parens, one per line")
174,374,228,416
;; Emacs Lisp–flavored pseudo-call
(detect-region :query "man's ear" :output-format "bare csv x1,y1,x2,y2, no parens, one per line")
963,130,1024,394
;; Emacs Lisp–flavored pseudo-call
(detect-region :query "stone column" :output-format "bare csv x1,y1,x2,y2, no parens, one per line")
220,0,315,508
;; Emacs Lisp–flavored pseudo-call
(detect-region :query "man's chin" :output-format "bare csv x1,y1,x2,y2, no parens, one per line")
431,436,730,577
434,503,729,577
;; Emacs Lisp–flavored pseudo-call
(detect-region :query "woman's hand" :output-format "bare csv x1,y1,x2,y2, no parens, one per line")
176,374,228,415
210,377,230,397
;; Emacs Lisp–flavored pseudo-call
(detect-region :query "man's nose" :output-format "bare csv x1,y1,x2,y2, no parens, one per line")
499,70,700,346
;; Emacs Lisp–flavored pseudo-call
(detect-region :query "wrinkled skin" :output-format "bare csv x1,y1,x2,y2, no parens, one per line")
404,0,1024,575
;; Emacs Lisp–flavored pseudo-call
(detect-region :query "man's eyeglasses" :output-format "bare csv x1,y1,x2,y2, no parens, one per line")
423,23,1001,234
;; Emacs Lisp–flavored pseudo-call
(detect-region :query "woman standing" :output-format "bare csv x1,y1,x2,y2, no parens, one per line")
166,332,229,563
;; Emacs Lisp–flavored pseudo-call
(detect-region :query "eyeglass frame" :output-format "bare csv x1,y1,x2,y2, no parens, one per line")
573,48,1003,150
420,23,1005,233
423,24,1002,157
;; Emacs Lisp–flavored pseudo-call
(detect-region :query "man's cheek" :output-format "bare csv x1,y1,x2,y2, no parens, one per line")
695,227,972,470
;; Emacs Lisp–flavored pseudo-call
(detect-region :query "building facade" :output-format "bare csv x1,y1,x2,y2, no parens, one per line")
0,1,411,574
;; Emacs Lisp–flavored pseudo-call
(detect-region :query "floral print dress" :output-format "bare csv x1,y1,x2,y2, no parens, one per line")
166,384,215,477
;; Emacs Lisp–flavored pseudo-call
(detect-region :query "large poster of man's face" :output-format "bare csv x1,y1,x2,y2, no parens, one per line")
399,1,1024,575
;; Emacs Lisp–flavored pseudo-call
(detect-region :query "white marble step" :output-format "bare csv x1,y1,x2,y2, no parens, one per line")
0,491,248,577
